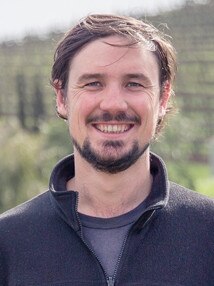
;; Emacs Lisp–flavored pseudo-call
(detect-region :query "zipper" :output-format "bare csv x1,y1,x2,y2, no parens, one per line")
110,228,130,284
106,208,157,284
107,276,115,286
75,193,113,285
74,192,157,286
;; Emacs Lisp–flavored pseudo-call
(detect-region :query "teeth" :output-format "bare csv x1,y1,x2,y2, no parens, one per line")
96,124,130,133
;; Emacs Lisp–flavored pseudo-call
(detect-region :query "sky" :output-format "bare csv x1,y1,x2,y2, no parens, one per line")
0,0,187,41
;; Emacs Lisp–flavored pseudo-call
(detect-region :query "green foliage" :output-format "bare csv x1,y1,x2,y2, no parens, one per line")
0,119,71,213
152,113,214,197
196,177,214,197
166,161,214,197
38,119,72,179
152,113,197,162
32,74,46,131
16,73,27,129
0,121,45,211
149,1,214,154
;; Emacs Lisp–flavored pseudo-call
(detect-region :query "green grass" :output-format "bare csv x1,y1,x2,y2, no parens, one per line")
195,177,214,198
167,161,214,198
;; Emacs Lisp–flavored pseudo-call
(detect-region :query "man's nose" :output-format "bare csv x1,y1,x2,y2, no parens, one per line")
99,86,128,113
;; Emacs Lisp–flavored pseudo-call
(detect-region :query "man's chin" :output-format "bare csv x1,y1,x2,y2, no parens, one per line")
72,137,150,174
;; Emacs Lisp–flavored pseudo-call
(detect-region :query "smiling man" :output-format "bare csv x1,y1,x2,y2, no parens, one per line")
0,14,214,286
57,35,165,178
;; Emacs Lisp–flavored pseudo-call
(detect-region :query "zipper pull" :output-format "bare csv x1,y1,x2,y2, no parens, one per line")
107,276,115,286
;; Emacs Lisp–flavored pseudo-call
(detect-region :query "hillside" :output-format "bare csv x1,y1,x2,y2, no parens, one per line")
150,1,214,139
0,1,213,158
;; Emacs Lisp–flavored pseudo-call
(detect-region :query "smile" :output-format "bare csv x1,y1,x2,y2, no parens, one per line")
94,124,133,133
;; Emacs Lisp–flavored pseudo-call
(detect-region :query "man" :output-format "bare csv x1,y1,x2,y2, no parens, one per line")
0,14,213,286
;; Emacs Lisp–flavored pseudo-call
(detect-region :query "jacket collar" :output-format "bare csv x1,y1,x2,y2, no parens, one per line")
49,153,169,230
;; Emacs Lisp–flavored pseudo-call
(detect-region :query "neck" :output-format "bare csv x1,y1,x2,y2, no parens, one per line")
67,150,152,218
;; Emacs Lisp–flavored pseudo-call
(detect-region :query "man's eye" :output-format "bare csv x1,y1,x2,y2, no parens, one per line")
127,82,143,87
85,81,101,87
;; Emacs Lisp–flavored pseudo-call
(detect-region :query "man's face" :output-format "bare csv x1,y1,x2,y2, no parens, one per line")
56,36,170,173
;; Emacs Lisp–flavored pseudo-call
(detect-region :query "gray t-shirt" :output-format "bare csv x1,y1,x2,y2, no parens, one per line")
79,200,146,277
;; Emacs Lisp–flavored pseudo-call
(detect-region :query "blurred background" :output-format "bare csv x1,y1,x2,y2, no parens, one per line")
0,0,213,213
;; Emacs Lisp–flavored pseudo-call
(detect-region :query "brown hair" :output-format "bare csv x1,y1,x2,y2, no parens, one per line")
51,14,177,133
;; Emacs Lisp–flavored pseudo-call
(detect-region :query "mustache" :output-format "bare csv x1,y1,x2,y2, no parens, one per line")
86,112,141,125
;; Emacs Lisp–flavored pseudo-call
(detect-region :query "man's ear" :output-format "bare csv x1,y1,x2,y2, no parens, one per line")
54,81,68,120
159,81,171,117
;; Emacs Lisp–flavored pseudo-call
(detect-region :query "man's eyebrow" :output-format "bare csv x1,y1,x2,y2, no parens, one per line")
77,73,104,82
124,73,151,83
76,72,152,85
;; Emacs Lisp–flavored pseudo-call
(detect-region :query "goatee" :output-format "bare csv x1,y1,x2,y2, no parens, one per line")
73,138,150,174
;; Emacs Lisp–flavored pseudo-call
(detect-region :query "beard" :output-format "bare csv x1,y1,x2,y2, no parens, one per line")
72,137,150,174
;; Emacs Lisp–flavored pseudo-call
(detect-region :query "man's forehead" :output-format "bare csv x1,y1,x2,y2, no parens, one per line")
70,37,156,67
72,35,144,61
100,35,138,46
68,35,160,85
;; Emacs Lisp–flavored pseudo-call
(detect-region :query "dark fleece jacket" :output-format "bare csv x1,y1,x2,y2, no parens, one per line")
0,153,214,286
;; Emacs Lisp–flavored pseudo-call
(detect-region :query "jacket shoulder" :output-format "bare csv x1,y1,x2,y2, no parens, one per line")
0,191,51,227
168,181,214,219
169,181,214,204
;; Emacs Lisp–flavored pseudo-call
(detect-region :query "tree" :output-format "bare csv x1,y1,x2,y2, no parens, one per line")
32,74,45,131
16,73,27,129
